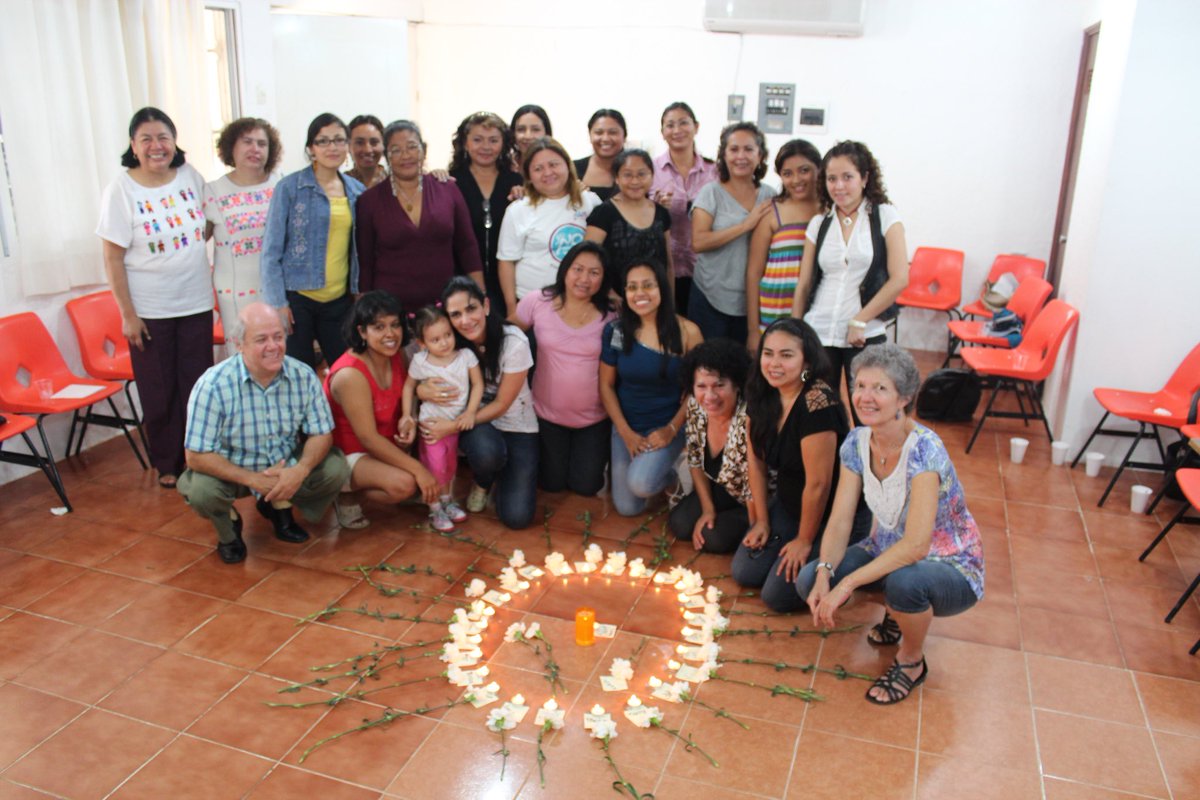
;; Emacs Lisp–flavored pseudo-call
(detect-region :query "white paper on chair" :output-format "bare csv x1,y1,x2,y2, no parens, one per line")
52,384,103,400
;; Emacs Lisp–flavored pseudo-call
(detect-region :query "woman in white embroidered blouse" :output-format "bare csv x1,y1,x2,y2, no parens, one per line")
790,141,908,421
796,345,985,706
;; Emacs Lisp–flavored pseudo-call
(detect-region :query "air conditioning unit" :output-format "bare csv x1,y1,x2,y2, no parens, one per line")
703,0,866,37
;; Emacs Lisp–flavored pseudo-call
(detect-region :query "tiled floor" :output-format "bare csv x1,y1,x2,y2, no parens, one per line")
2,349,1199,799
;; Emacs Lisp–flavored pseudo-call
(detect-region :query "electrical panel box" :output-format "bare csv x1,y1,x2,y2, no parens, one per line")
757,83,795,134
727,94,745,123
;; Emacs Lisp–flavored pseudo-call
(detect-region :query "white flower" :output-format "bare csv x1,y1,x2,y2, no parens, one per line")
510,549,526,568
486,708,515,731
585,543,603,564
670,681,691,701
705,584,722,603
648,709,664,726
702,660,720,680
465,578,487,597
504,622,526,643
609,657,634,682
446,665,466,685
627,558,647,578
591,718,618,739
526,621,542,639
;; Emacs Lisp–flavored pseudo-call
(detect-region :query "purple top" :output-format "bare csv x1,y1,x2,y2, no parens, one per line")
355,177,482,309
651,150,718,278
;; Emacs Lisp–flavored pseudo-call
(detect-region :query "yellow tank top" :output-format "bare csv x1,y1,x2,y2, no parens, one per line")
300,196,350,302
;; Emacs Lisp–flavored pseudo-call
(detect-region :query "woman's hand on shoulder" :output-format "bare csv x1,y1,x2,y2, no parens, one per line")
428,169,454,183
507,184,525,202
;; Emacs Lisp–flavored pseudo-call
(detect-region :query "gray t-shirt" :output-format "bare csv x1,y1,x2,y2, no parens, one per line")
690,181,777,315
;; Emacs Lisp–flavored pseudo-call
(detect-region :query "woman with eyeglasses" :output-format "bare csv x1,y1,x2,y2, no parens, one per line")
355,120,483,313
449,111,524,316
261,112,366,368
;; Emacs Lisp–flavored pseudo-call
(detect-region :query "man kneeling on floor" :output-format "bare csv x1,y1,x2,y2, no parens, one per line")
178,302,350,564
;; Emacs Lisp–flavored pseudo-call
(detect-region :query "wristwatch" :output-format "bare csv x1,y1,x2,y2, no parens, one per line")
815,562,836,578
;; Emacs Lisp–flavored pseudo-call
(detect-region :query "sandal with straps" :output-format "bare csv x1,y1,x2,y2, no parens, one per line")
867,612,902,646
865,657,927,705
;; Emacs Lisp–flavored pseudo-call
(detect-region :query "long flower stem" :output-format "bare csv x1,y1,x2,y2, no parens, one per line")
494,727,510,781
651,720,719,767
599,737,654,799
536,720,554,787
710,674,824,702
718,623,862,639
621,506,668,549
681,693,750,730
295,604,448,627
727,657,873,681
298,701,459,762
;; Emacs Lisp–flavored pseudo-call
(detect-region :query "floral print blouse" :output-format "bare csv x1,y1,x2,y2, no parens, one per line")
684,397,752,505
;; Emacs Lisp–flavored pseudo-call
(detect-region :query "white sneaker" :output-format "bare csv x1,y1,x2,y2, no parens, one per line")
429,506,455,532
443,499,468,523
466,483,489,513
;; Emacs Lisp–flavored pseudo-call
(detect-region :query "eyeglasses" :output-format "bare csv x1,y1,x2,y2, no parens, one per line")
312,137,347,148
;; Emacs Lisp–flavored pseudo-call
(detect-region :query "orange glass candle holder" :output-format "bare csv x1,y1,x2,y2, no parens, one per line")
575,607,596,646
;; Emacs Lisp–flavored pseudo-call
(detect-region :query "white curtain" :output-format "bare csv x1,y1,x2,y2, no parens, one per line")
0,0,211,297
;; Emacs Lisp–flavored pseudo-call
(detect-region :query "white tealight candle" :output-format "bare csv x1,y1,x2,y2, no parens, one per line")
478,666,490,677
512,693,526,706
591,704,605,715
677,592,689,603
543,698,558,711
676,644,688,654
668,660,681,670
627,695,642,707
648,676,662,688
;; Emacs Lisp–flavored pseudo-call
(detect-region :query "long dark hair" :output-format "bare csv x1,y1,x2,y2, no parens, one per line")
441,275,508,383
587,108,628,137
542,241,612,315
745,318,833,458
716,122,768,184
818,140,891,209
774,139,822,201
510,104,552,137
121,107,186,168
448,111,515,173
617,260,682,378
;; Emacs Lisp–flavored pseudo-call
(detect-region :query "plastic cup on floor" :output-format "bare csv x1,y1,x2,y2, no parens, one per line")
1010,437,1029,464
1130,485,1153,514
1085,451,1106,477
1051,441,1070,466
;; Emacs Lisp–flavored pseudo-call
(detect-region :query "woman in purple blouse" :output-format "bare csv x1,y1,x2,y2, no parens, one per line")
355,120,484,310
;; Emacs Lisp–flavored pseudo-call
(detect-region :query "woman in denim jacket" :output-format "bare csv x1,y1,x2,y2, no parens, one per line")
262,112,366,368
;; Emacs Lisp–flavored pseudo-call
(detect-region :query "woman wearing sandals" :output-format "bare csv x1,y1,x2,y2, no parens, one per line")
796,344,984,705
324,292,439,529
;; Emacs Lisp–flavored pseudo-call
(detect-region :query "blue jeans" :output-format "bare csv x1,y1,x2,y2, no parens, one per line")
795,545,978,617
732,496,872,612
609,426,685,516
458,424,538,529
687,289,747,346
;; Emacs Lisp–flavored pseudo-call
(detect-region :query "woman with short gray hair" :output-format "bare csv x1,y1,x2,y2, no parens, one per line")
795,344,985,705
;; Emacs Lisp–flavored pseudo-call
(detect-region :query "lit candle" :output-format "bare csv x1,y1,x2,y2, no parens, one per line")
677,592,689,604
676,644,688,654
627,695,642,707
478,666,490,677
512,693,526,706
668,660,681,670
591,704,605,715
575,607,596,646
648,676,663,688
543,698,558,712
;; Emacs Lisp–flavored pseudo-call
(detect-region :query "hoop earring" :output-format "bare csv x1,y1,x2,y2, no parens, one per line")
800,369,810,382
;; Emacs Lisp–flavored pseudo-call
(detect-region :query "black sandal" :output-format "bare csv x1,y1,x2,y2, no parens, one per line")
865,657,927,705
867,612,902,646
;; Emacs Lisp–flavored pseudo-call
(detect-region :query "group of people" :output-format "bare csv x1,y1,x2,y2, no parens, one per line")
95,101,985,705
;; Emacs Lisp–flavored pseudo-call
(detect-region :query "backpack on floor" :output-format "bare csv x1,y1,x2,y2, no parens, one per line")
915,368,982,423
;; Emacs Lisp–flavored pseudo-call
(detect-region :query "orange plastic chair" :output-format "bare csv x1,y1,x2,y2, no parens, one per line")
0,413,71,510
1072,343,1200,506
1138,468,1200,626
961,299,1079,453
945,277,1054,365
895,247,963,344
961,254,1046,319
0,312,146,473
64,291,148,456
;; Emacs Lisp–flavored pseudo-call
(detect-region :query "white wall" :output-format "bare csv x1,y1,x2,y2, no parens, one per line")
1046,0,1200,463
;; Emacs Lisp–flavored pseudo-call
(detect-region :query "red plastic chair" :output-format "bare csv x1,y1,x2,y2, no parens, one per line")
1073,344,1200,506
962,254,1046,319
1138,468,1200,627
945,277,1054,365
64,291,148,456
895,247,963,344
961,299,1079,453
0,312,146,473
0,413,71,510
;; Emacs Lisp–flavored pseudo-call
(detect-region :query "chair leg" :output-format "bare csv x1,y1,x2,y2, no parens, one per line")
966,379,1004,454
1027,381,1054,442
74,404,94,456
1013,382,1029,426
108,396,148,470
33,417,72,512
1098,421,1145,507
124,380,149,456
1165,570,1200,623
65,408,81,458
1071,412,1109,468
18,431,71,511
1192,637,1200,656
1139,503,1189,561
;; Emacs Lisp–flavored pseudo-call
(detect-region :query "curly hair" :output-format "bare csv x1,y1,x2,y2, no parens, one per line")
521,137,583,208
716,122,768,185
215,117,283,174
448,111,515,173
818,140,891,209
679,338,751,395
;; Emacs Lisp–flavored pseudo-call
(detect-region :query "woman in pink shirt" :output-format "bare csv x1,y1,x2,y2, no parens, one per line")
651,101,718,317
515,241,616,495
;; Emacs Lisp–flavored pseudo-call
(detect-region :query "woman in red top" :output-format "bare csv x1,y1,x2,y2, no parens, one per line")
323,291,438,527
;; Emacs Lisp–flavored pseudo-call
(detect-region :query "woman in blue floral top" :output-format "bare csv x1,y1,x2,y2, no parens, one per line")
796,344,984,705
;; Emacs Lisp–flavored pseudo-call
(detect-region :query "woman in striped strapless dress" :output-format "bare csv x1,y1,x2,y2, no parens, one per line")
746,139,822,351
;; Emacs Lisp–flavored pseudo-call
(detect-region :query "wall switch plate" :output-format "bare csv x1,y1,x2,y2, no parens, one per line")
757,82,796,134
727,94,745,122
